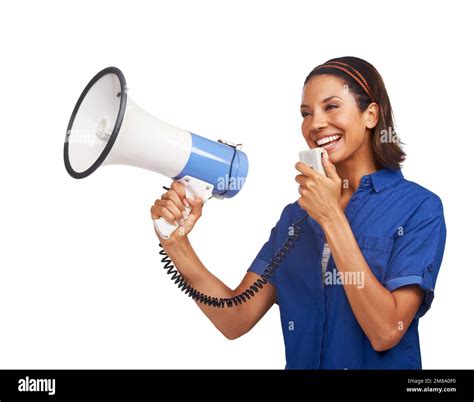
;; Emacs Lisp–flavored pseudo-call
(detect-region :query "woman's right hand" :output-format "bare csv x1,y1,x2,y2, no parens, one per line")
150,181,204,242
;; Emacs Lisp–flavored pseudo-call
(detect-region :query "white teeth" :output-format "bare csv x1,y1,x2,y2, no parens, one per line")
316,134,341,146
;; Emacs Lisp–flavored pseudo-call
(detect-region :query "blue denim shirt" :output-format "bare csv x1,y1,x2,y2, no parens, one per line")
248,168,446,369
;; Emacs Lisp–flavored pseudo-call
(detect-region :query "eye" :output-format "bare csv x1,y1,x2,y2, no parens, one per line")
301,111,311,118
325,104,338,111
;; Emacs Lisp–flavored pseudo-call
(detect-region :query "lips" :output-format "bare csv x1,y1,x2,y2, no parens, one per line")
313,133,343,149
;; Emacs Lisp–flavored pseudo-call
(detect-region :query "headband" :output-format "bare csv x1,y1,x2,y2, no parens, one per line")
312,61,375,103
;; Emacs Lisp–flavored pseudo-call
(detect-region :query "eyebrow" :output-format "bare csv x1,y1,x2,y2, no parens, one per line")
300,96,342,108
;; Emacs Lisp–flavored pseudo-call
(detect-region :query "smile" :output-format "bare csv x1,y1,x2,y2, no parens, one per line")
316,134,342,148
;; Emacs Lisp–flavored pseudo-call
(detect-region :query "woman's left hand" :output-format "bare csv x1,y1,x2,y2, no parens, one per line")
295,150,343,226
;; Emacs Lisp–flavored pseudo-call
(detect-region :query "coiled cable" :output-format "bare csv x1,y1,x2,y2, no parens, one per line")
158,214,308,308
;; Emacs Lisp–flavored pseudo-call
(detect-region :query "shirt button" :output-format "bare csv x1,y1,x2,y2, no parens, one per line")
428,265,433,273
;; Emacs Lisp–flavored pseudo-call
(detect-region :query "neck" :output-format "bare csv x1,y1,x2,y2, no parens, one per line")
334,146,378,193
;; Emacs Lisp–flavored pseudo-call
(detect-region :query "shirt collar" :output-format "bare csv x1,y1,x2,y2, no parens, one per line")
364,168,404,193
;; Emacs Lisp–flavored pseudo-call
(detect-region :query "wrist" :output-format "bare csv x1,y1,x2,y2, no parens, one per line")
163,232,190,251
320,206,346,231
161,234,202,285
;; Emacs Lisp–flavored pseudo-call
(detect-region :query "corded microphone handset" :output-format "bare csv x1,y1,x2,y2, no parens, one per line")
158,148,327,308
298,148,328,177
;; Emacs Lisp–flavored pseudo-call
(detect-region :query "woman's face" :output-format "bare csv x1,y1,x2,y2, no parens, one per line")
300,75,377,164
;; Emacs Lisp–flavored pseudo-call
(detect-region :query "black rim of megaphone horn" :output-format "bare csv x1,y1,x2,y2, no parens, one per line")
64,66,128,179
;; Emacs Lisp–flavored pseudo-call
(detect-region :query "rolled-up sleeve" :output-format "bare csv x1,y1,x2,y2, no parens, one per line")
385,196,447,318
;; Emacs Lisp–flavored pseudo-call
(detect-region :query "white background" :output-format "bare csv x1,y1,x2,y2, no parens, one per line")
0,0,472,369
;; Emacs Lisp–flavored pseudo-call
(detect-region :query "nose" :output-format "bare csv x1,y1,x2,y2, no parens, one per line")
310,111,328,132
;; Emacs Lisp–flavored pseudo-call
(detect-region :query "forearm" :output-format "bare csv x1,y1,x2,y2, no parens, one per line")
163,236,230,293
322,212,400,350
161,236,251,339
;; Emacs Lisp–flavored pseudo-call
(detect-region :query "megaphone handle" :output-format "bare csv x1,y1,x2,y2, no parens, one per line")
154,176,214,239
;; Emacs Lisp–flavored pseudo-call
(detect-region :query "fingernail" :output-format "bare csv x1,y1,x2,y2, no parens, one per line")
183,198,190,207
179,218,185,226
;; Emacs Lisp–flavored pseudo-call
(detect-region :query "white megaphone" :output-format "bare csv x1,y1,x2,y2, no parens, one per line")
64,67,249,238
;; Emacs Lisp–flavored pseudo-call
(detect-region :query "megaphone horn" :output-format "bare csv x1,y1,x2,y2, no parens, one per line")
64,67,249,238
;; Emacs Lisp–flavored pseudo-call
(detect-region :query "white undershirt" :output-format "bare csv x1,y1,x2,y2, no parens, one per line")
321,242,331,287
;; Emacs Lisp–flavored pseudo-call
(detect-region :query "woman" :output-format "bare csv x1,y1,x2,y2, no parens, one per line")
150,56,447,369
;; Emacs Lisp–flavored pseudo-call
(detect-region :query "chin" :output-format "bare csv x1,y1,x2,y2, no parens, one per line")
322,135,346,162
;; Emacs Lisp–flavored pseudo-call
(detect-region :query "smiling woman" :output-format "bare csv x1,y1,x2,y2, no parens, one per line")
150,56,447,370
301,57,405,170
